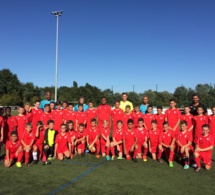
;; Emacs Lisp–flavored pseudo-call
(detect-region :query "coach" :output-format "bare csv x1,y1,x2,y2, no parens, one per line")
39,91,55,110
119,92,133,112
189,94,207,116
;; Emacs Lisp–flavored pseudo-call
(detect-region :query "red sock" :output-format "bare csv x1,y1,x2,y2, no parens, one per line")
96,142,100,155
195,156,201,167
143,147,148,157
157,149,162,159
81,143,85,153
169,150,174,161
25,152,30,164
42,155,47,162
17,152,23,162
133,149,138,158
71,145,74,154
106,147,110,156
111,146,115,156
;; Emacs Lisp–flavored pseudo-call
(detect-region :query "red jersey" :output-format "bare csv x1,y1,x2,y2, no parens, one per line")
176,130,193,146
5,140,22,154
180,114,193,131
154,114,165,131
40,112,53,127
97,104,111,121
86,108,98,126
31,108,43,131
208,115,215,138
148,129,160,145
122,113,132,130
100,127,110,138
132,112,143,127
159,130,175,146
75,130,87,140
35,129,45,145
111,108,124,127
195,134,214,149
63,111,76,123
193,115,208,138
124,129,136,146
113,129,124,142
25,112,32,122
165,108,181,130
55,132,70,149
62,108,69,116
143,114,155,130
16,115,28,138
135,128,148,143
0,116,5,129
87,127,99,141
76,111,86,125
52,110,64,132
68,130,76,142
3,115,17,139
22,131,35,145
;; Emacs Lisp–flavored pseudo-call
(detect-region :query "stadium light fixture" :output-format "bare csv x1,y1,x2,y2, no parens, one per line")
52,10,63,102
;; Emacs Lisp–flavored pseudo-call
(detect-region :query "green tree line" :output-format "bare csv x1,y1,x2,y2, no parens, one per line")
0,69,214,107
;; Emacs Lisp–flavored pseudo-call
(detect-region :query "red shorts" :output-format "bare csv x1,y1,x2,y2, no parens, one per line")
136,140,145,153
125,144,133,154
198,151,212,167
150,143,158,154
57,148,69,155
4,153,17,161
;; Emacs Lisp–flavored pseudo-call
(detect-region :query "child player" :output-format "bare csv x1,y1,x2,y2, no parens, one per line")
123,119,137,162
157,122,175,167
75,104,86,131
40,104,53,130
193,106,208,139
35,121,45,159
194,124,214,172
63,103,76,126
97,97,111,128
31,100,43,133
110,120,124,160
43,120,56,165
86,118,100,158
180,105,193,132
100,120,111,160
86,100,98,130
16,106,28,138
111,100,124,132
154,106,165,133
123,105,132,130
4,131,23,168
207,106,215,143
24,103,32,122
0,108,4,153
148,120,160,161
165,99,181,132
132,105,144,128
54,124,71,160
52,101,64,133
134,118,148,162
74,123,87,156
50,101,55,112
21,122,38,166
143,105,155,131
3,106,17,142
67,120,76,158
176,120,193,169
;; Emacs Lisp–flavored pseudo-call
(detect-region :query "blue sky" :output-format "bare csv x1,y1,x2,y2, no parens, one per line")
0,0,215,93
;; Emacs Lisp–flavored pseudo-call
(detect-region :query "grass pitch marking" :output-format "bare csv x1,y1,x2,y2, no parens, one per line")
48,161,106,195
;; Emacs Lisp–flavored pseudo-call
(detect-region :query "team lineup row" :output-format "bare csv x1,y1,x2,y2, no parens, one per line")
0,98,214,173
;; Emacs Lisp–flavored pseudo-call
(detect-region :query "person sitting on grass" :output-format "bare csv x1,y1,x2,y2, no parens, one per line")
86,118,100,158
42,120,56,165
157,122,175,168
194,124,214,172
176,120,193,170
110,120,124,160
54,124,71,161
21,122,38,166
4,131,23,168
74,123,87,157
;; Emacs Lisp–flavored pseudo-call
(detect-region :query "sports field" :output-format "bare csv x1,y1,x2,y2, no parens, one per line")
0,150,215,195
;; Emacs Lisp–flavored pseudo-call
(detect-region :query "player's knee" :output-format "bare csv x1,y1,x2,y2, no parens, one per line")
194,152,199,158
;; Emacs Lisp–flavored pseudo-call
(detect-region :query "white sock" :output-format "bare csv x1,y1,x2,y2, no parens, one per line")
32,152,38,160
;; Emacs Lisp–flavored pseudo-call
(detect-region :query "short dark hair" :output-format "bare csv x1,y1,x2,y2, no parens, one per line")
5,106,11,110
184,105,190,108
202,124,210,129
125,105,131,109
138,118,144,122
163,121,169,126
66,120,74,125
62,101,68,104
192,94,199,98
122,92,127,96
56,101,61,106
47,120,54,125
44,104,50,108
10,131,17,136
169,98,176,103
147,104,153,109
35,100,40,104
60,124,67,128
115,100,120,104
79,123,85,127
117,120,123,124
90,118,97,123
78,103,83,107
25,122,32,127
127,119,134,124
157,106,163,110
88,100,94,104
37,121,44,126
180,120,188,126
151,120,157,124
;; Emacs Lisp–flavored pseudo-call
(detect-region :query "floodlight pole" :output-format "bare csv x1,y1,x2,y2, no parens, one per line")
52,10,63,102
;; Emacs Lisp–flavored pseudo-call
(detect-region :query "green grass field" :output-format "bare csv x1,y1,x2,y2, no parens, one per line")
0,150,215,195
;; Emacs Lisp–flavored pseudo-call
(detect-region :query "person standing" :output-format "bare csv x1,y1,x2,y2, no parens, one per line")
119,93,133,112
189,94,207,116
74,96,89,112
39,92,55,111
140,95,154,114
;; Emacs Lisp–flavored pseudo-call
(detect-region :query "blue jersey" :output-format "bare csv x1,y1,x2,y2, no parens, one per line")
74,104,89,112
140,104,154,114
39,99,55,110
